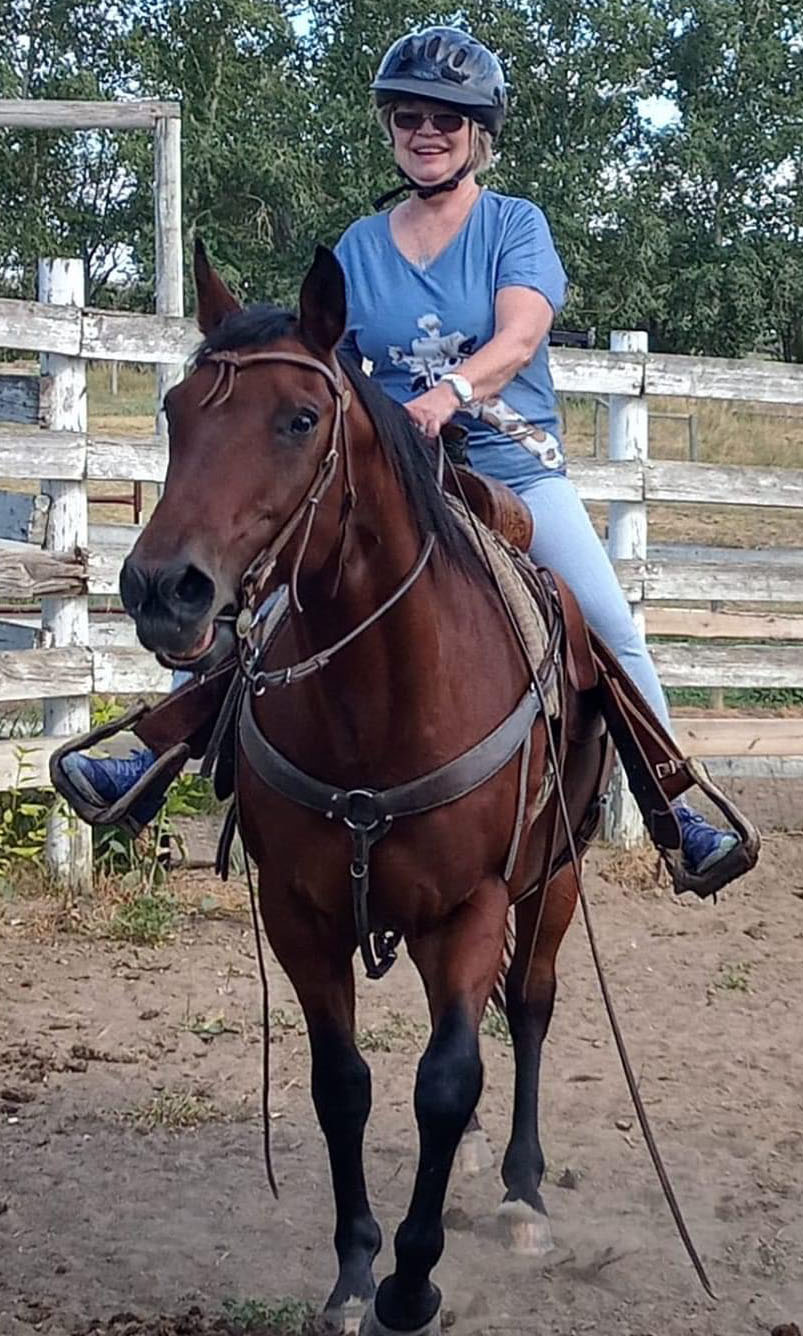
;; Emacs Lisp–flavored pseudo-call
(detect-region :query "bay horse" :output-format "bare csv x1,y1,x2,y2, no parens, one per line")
120,242,610,1335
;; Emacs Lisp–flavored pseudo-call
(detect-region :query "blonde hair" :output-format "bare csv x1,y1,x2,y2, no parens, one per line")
376,102,494,175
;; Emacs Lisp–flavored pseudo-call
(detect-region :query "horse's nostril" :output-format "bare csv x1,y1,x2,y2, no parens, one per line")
119,557,147,613
174,564,215,609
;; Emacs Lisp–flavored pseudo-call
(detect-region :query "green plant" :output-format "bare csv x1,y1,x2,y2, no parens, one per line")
714,961,752,994
109,889,177,945
222,1296,315,1335
481,1007,512,1046
90,695,128,728
357,1010,426,1053
128,1089,215,1130
164,771,220,818
0,751,54,891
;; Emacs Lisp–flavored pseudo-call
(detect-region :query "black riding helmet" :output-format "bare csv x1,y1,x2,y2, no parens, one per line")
371,28,507,208
371,27,507,138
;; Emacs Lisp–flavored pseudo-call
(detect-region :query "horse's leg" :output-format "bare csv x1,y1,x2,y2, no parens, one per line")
497,862,578,1256
268,906,381,1332
362,875,508,1336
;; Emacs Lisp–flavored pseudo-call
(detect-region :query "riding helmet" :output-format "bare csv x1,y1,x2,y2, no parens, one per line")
371,27,507,137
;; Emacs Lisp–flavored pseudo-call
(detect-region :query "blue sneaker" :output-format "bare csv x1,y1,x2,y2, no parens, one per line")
674,802,739,874
60,747,166,829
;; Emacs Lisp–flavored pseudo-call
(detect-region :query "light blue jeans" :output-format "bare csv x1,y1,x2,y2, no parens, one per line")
522,471,672,731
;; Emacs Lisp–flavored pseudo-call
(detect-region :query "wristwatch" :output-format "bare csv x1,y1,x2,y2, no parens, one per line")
440,372,474,407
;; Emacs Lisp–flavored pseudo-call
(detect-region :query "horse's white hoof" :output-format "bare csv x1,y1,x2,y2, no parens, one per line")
322,1297,368,1333
358,1298,441,1335
495,1199,554,1257
455,1127,494,1176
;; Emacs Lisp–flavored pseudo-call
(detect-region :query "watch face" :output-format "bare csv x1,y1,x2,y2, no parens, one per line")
446,374,472,404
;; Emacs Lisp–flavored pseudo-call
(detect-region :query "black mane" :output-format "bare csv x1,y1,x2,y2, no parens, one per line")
196,302,478,577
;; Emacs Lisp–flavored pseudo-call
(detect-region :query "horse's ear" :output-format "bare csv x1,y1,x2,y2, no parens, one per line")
299,246,346,354
193,237,241,334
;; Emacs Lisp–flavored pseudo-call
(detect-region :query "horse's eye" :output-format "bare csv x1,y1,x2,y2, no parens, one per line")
290,410,318,435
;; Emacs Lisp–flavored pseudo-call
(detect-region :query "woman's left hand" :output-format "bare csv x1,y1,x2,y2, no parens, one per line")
404,382,460,438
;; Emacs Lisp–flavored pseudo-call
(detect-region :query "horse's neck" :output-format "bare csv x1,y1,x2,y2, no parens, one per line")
281,490,518,774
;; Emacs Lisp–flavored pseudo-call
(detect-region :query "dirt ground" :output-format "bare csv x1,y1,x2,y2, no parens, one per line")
1,827,802,1336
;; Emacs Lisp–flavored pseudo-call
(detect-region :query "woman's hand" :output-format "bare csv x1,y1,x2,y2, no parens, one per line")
404,381,460,438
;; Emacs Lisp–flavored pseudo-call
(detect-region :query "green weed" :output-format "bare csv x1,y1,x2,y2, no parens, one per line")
109,889,177,945
481,1008,513,1046
222,1297,315,1335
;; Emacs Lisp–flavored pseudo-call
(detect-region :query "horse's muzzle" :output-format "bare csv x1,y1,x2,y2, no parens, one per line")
120,555,225,666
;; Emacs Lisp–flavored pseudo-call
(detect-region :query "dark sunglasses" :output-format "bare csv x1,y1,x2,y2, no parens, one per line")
392,109,466,134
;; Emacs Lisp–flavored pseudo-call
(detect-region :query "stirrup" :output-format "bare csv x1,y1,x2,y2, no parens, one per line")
49,704,190,838
659,758,760,899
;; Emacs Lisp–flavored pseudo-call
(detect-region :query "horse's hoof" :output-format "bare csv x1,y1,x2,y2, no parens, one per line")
358,1298,441,1336
322,1297,368,1333
455,1126,494,1176
495,1199,554,1257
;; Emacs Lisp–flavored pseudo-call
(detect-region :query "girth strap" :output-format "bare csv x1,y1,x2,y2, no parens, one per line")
239,684,542,978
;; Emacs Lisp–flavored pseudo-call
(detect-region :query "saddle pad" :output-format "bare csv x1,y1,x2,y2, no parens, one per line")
448,500,560,718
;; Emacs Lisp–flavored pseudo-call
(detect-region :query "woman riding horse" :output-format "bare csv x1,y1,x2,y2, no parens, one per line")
51,30,759,1335
62,27,745,887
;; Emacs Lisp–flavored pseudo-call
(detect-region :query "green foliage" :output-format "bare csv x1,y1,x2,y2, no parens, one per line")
1,0,802,355
480,1006,512,1046
109,888,178,945
222,1297,315,1335
0,753,53,891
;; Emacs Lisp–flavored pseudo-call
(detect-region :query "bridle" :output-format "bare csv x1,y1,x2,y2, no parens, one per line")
196,346,436,692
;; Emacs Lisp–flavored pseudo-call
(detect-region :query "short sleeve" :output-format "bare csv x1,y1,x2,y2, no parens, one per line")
333,226,362,361
496,201,568,316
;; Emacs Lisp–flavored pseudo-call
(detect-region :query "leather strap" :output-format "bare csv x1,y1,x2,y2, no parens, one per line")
239,684,541,822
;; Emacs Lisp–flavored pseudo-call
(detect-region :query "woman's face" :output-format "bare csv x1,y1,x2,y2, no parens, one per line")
390,98,472,188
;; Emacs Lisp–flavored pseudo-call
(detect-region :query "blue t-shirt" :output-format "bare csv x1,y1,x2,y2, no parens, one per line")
334,190,568,493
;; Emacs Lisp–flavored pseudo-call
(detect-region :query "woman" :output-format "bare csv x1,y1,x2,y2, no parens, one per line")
64,27,739,880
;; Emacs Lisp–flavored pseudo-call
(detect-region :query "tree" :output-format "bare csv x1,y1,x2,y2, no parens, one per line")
642,0,803,356
0,0,138,300
121,0,318,308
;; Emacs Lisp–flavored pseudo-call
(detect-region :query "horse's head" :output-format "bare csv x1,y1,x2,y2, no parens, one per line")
120,240,351,673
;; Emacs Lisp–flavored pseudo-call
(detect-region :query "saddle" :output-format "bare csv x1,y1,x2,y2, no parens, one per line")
50,477,760,899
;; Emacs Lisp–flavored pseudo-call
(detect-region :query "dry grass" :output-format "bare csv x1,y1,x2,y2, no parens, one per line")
564,394,803,551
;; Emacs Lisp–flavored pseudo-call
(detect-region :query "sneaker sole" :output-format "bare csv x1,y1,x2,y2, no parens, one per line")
695,833,739,875
59,755,109,809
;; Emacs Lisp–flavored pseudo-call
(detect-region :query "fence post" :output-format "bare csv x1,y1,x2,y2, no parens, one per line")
38,258,92,894
154,112,183,450
603,329,649,847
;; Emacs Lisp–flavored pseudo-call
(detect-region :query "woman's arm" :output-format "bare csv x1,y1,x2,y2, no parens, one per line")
405,285,555,438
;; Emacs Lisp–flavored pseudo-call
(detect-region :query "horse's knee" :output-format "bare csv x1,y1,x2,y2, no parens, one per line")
311,1026,372,1130
415,1007,482,1141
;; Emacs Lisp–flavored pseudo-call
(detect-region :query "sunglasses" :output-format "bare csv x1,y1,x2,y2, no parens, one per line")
392,109,466,134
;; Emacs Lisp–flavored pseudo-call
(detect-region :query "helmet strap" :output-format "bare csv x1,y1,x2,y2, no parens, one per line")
373,158,472,211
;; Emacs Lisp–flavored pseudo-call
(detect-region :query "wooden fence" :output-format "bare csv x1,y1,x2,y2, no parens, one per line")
1,279,803,881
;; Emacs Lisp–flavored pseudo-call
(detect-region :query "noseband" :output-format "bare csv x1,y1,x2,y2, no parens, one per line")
197,346,436,690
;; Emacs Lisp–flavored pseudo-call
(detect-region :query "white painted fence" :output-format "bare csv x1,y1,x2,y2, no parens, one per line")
1,284,803,879
0,96,182,891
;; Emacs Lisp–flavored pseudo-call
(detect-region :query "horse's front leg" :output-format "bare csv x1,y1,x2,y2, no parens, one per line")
267,897,381,1333
362,875,509,1336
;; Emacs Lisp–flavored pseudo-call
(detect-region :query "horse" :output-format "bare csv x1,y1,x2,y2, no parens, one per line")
118,240,611,1335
